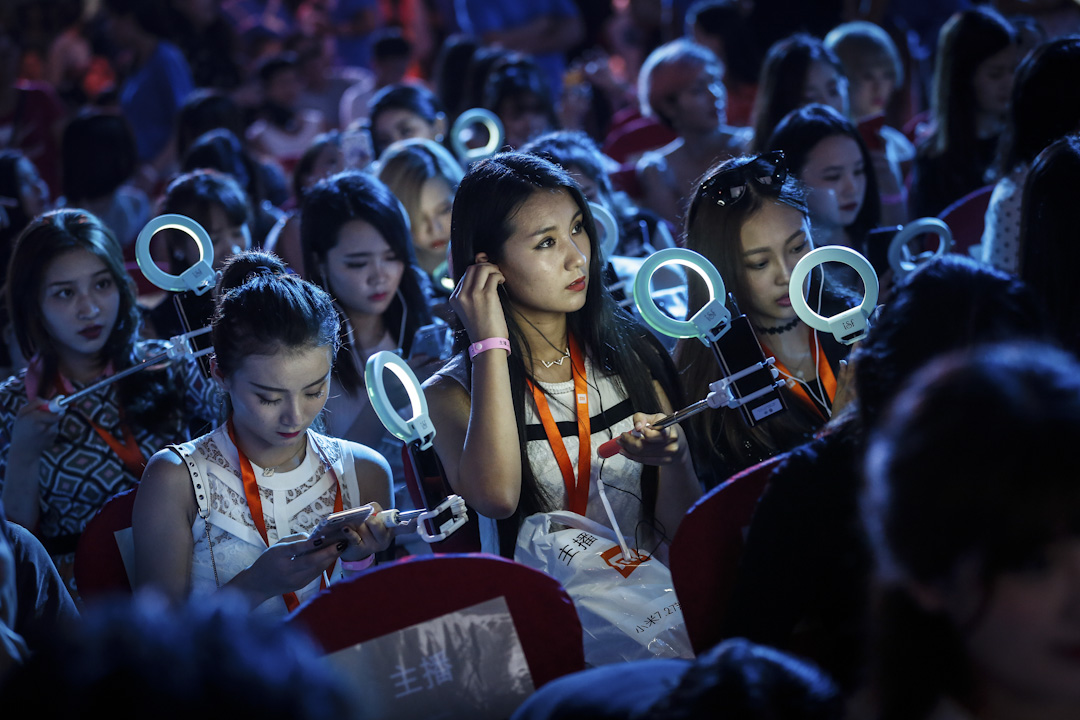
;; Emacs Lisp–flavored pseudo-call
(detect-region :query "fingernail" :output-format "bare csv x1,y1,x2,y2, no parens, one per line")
336,541,348,552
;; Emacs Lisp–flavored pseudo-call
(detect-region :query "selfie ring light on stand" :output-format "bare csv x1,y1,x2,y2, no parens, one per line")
888,217,953,279
365,351,434,451
135,214,217,295
633,247,731,344
364,351,468,543
789,246,879,345
589,201,619,259
449,108,505,164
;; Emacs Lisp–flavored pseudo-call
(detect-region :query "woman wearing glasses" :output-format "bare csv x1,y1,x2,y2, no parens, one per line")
676,151,855,488
423,152,701,559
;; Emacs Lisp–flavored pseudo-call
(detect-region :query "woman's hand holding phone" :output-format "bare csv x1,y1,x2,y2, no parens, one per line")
450,253,509,343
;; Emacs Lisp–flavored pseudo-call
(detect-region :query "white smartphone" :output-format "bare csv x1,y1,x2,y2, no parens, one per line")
308,505,374,548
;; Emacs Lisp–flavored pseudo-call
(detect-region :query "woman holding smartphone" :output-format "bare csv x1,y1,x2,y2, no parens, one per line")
133,251,393,615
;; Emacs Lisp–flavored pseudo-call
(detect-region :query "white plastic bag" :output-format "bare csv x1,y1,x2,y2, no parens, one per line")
514,510,694,666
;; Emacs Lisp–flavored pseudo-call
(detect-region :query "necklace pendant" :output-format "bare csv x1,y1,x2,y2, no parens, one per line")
262,466,275,477
541,348,571,369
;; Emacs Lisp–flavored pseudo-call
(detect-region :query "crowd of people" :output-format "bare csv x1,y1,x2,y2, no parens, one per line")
2,1,1080,718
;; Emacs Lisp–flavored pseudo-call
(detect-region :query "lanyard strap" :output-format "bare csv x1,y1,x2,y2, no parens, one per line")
226,420,343,612
527,335,591,516
55,372,146,476
761,333,838,420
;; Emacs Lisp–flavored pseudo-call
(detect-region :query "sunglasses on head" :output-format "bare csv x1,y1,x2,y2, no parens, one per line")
692,151,788,220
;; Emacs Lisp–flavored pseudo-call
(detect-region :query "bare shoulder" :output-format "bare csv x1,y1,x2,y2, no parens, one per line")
422,373,471,417
344,440,392,478
135,447,198,521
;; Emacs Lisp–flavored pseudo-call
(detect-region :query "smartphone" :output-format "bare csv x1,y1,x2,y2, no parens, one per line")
308,505,374,548
712,310,787,427
856,112,887,153
408,322,452,361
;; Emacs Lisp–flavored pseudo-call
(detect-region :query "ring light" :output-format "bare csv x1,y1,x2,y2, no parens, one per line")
788,246,879,345
888,217,953,278
589,201,619,258
449,108,505,163
633,248,731,344
135,214,216,295
365,351,435,450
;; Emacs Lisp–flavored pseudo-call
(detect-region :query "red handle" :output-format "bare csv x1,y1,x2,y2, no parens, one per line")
598,437,622,459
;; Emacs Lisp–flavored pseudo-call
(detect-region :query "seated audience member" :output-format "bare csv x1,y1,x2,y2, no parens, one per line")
0,210,219,596
147,169,254,340
635,39,752,229
133,252,392,613
1020,133,1080,356
376,137,464,283
523,130,675,258
824,20,914,225
60,110,149,249
0,151,50,285
101,0,195,191
182,128,284,247
300,171,435,510
981,36,1080,274
264,131,345,276
423,152,700,559
246,52,328,176
481,55,559,152
862,342,1080,720
750,33,849,153
367,83,448,161
0,500,78,671
908,7,1019,218
723,255,1047,692
677,152,856,488
512,637,842,720
766,104,881,254
0,592,360,718
685,0,761,128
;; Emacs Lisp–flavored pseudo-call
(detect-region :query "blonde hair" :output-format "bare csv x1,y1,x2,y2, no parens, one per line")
376,138,464,233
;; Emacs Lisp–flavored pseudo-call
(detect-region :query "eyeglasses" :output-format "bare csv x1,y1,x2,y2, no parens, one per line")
690,151,788,222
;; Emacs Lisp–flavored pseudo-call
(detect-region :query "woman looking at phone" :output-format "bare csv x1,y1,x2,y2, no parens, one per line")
133,251,393,614
424,152,700,559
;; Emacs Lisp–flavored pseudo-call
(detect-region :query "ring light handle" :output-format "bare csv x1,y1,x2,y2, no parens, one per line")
450,108,505,163
788,246,879,345
135,214,217,295
888,217,953,278
633,248,731,344
364,350,435,450
589,201,619,259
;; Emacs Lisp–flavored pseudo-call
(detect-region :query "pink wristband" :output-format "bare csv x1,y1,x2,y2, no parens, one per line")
341,555,375,572
469,337,511,359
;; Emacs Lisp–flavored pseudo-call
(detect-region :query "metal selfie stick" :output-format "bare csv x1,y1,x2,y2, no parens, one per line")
364,351,469,542
598,248,785,458
449,108,505,164
47,328,213,413
788,246,879,345
888,217,953,280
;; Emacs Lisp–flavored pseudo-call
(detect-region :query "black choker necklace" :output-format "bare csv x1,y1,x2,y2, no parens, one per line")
753,317,800,335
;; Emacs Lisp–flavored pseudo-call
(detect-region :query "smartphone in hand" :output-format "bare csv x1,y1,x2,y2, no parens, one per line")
308,505,374,548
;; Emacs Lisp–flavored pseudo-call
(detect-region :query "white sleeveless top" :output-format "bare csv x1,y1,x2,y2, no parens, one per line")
174,425,361,616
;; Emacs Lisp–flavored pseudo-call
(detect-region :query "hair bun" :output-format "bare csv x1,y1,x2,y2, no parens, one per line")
216,250,288,296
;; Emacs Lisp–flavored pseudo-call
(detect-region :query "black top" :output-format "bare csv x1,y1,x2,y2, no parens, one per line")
908,134,999,218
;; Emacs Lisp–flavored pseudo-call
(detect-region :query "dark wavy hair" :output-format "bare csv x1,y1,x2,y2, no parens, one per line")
6,209,184,435
449,152,681,546
299,170,432,395
766,103,881,246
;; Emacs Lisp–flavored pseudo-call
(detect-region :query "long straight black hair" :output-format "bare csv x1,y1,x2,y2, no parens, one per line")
449,152,682,545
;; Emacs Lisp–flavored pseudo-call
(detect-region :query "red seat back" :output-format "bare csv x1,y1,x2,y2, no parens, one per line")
938,184,994,257
74,487,137,600
669,455,784,654
286,554,585,688
400,443,482,553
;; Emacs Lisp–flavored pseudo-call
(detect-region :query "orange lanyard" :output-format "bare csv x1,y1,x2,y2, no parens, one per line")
227,420,343,612
55,373,146,476
760,333,838,420
527,335,591,516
